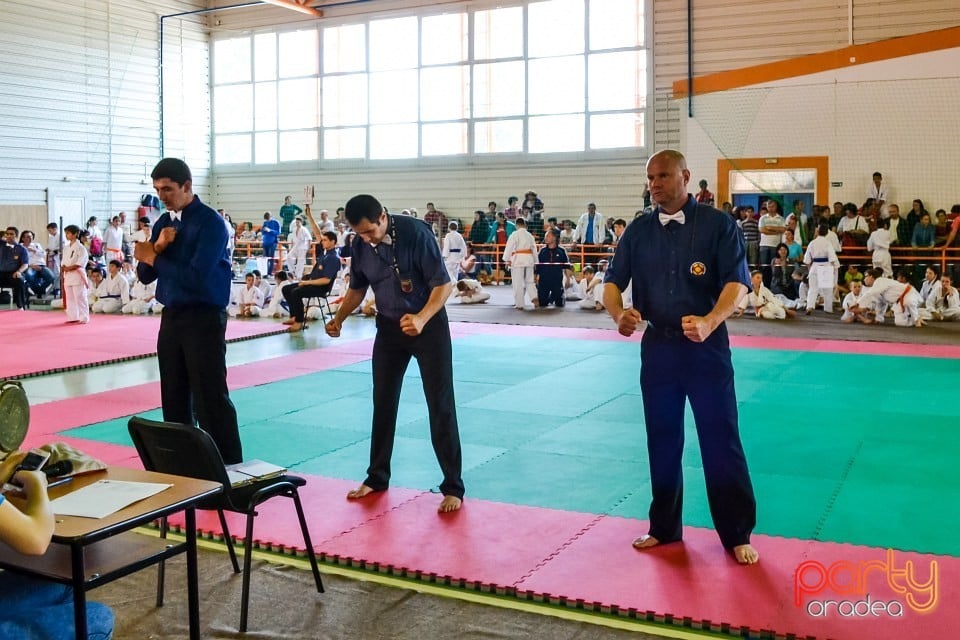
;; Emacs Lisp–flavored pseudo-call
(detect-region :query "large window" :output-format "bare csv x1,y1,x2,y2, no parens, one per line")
211,0,647,165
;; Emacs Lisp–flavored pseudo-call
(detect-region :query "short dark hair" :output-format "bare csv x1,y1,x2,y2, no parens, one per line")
109,259,122,269
5,226,18,236
508,196,519,205
515,217,526,227
865,268,884,279
47,222,58,230
64,224,80,235
251,269,262,277
151,158,192,186
321,231,337,243
139,217,151,224
344,194,384,225
872,171,882,178
842,202,859,216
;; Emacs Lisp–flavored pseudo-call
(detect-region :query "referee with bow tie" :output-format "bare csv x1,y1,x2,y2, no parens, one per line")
135,158,242,464
601,149,759,565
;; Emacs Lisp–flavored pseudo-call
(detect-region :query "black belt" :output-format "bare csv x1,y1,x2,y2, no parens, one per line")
645,322,684,339
101,294,121,299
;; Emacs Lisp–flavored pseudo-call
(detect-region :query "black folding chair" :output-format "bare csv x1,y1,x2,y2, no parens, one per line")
127,417,323,632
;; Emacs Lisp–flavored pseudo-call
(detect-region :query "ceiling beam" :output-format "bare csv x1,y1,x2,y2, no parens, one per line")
260,0,323,17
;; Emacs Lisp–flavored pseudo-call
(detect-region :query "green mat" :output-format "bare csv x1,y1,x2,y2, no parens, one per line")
63,336,960,556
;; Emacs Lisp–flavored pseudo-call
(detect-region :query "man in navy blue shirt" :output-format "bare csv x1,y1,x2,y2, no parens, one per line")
283,231,340,331
135,158,242,464
602,150,758,565
1,227,30,309
325,194,464,513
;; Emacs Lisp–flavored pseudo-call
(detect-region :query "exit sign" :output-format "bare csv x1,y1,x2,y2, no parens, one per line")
831,181,843,187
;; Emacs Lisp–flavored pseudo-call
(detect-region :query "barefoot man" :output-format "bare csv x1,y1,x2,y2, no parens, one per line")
602,150,759,564
326,195,464,513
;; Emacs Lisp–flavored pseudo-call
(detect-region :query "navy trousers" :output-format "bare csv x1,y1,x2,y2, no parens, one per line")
157,305,243,464
365,310,464,499
639,326,756,548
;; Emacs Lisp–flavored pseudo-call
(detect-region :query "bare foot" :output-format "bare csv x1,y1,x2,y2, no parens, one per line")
346,484,377,500
632,534,660,549
287,322,304,332
438,495,462,513
282,318,297,325
733,544,759,565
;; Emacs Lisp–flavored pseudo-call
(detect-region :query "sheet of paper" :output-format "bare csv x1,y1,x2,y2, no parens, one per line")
50,480,172,519
230,460,286,478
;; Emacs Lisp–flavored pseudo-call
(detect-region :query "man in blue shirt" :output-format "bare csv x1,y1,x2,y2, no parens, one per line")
602,150,758,565
283,231,341,331
135,158,242,464
1,227,30,309
260,211,281,276
325,194,464,513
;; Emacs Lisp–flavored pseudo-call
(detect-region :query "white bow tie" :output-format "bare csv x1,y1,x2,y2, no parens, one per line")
659,211,685,226
169,212,181,222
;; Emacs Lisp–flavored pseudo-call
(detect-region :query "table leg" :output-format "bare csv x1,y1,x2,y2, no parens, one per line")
71,544,88,640
185,507,200,640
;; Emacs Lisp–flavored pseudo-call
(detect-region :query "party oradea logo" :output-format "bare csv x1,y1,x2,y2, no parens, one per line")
794,549,938,618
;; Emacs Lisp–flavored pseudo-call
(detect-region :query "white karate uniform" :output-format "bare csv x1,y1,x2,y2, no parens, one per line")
867,229,892,277
502,228,539,308
286,225,312,279
455,278,490,304
123,280,157,314
578,274,604,309
442,230,467,284
103,225,124,264
739,284,787,319
92,273,130,313
61,240,89,322
841,291,864,322
929,287,960,321
857,278,922,327
229,285,264,317
803,237,840,312
263,281,294,318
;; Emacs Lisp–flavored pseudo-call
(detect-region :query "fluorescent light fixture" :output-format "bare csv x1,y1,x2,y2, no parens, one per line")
260,0,323,17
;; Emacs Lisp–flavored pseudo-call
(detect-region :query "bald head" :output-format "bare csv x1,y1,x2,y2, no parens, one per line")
646,149,691,213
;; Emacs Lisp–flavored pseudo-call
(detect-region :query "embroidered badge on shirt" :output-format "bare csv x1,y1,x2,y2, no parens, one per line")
690,262,706,276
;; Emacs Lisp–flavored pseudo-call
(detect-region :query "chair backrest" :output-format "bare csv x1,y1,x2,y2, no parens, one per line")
128,417,232,489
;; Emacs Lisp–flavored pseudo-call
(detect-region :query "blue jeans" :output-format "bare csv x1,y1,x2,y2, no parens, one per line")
22,266,56,297
0,572,114,640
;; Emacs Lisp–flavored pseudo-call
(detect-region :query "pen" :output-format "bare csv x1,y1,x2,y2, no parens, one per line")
47,476,74,490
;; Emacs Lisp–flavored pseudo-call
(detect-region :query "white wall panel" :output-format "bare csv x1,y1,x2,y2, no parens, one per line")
0,0,207,217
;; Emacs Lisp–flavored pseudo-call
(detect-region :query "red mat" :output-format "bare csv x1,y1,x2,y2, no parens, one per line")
152,475,957,640
0,311,288,379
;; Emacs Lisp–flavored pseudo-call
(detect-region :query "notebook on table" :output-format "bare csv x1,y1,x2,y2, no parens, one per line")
225,460,287,487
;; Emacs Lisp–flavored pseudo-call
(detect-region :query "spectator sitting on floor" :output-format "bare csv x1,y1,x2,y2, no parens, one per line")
252,269,271,304
92,259,130,313
119,259,137,287
919,266,941,310
578,265,604,310
229,272,264,318
262,270,293,318
841,280,873,324
122,276,159,315
454,278,491,304
734,270,794,319
86,267,104,307
926,274,960,321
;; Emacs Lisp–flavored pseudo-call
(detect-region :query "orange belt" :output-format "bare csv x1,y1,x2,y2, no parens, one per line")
514,249,533,254
897,284,912,309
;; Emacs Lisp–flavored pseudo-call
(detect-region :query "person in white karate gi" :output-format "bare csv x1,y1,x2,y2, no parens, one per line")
734,271,792,319
577,265,604,310
501,217,539,309
803,223,841,314
851,268,924,327
840,279,872,324
286,216,312,280
454,278,490,304
867,219,892,277
92,260,130,313
441,221,467,284
229,273,264,317
927,274,960,321
919,266,941,315
60,225,90,324
262,270,293,318
123,277,159,315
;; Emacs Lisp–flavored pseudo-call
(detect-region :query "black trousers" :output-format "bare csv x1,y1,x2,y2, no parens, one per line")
0,272,27,308
282,283,329,322
639,327,756,548
536,272,565,307
366,310,464,499
157,306,243,464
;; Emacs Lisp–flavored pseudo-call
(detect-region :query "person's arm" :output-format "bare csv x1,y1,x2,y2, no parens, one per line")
399,282,453,336
681,281,747,343
603,282,642,336
304,207,323,238
0,454,54,555
325,286,366,336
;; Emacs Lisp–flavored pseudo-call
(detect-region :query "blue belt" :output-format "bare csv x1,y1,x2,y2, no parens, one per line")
448,249,461,252
812,257,828,263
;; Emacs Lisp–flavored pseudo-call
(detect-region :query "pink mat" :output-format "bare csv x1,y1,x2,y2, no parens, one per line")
0,311,288,379
141,475,959,640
